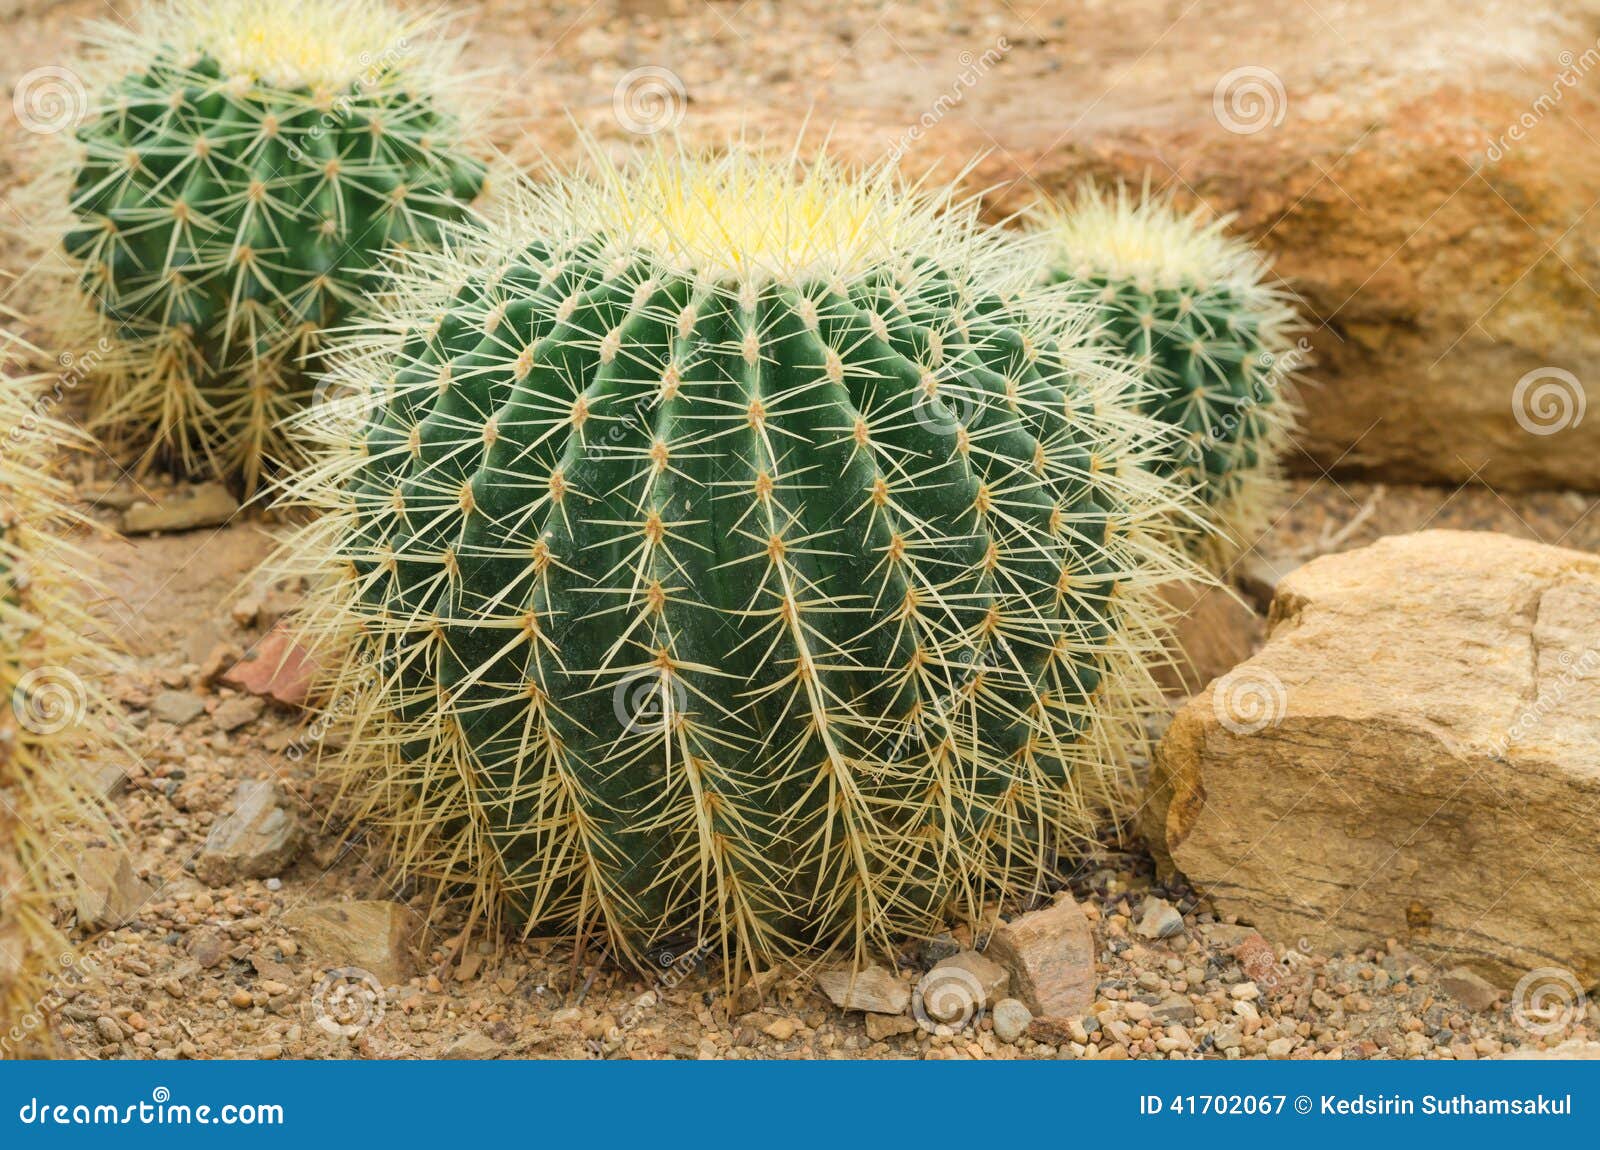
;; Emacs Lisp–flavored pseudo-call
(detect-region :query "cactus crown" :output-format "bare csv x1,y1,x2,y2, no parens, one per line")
44,0,485,494
139,0,423,90
281,148,1193,970
0,333,112,1056
1033,184,1303,570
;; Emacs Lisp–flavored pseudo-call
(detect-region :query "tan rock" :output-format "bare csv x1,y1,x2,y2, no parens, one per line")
73,849,152,931
864,1012,918,1041
760,1017,798,1041
443,1030,501,1059
815,965,909,1015
213,695,265,733
933,4,1600,493
281,901,419,985
195,781,304,887
121,483,239,534
917,951,1010,1024
1144,530,1600,984
1440,968,1504,1012
982,893,1096,1018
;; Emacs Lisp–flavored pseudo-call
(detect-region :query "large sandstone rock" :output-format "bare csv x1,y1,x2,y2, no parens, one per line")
1143,530,1600,985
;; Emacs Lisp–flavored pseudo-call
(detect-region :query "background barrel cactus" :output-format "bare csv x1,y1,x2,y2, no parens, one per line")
42,0,487,494
0,332,112,1057
281,149,1193,968
1032,185,1304,570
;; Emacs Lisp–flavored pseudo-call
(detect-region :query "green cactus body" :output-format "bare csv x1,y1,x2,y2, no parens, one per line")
285,153,1189,966
53,0,485,493
1035,186,1302,569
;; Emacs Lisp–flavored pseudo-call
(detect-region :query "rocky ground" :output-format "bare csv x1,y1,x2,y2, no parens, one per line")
26,457,1598,1061
3,0,1599,1060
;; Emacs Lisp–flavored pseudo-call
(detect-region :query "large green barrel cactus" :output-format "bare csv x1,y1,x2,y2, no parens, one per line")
47,0,486,493
1,333,112,1057
1033,185,1303,570
283,151,1191,967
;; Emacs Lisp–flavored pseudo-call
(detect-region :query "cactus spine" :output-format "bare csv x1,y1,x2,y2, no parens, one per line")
281,150,1192,968
1033,185,1303,569
45,0,486,493
0,333,112,1057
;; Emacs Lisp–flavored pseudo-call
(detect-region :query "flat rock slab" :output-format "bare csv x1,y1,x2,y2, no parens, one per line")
1145,530,1600,985
815,965,910,1015
281,901,419,986
121,483,239,535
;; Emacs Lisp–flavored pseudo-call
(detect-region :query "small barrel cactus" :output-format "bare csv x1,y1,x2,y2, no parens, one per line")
46,0,487,493
1,334,112,1057
281,150,1192,968
1032,184,1303,569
